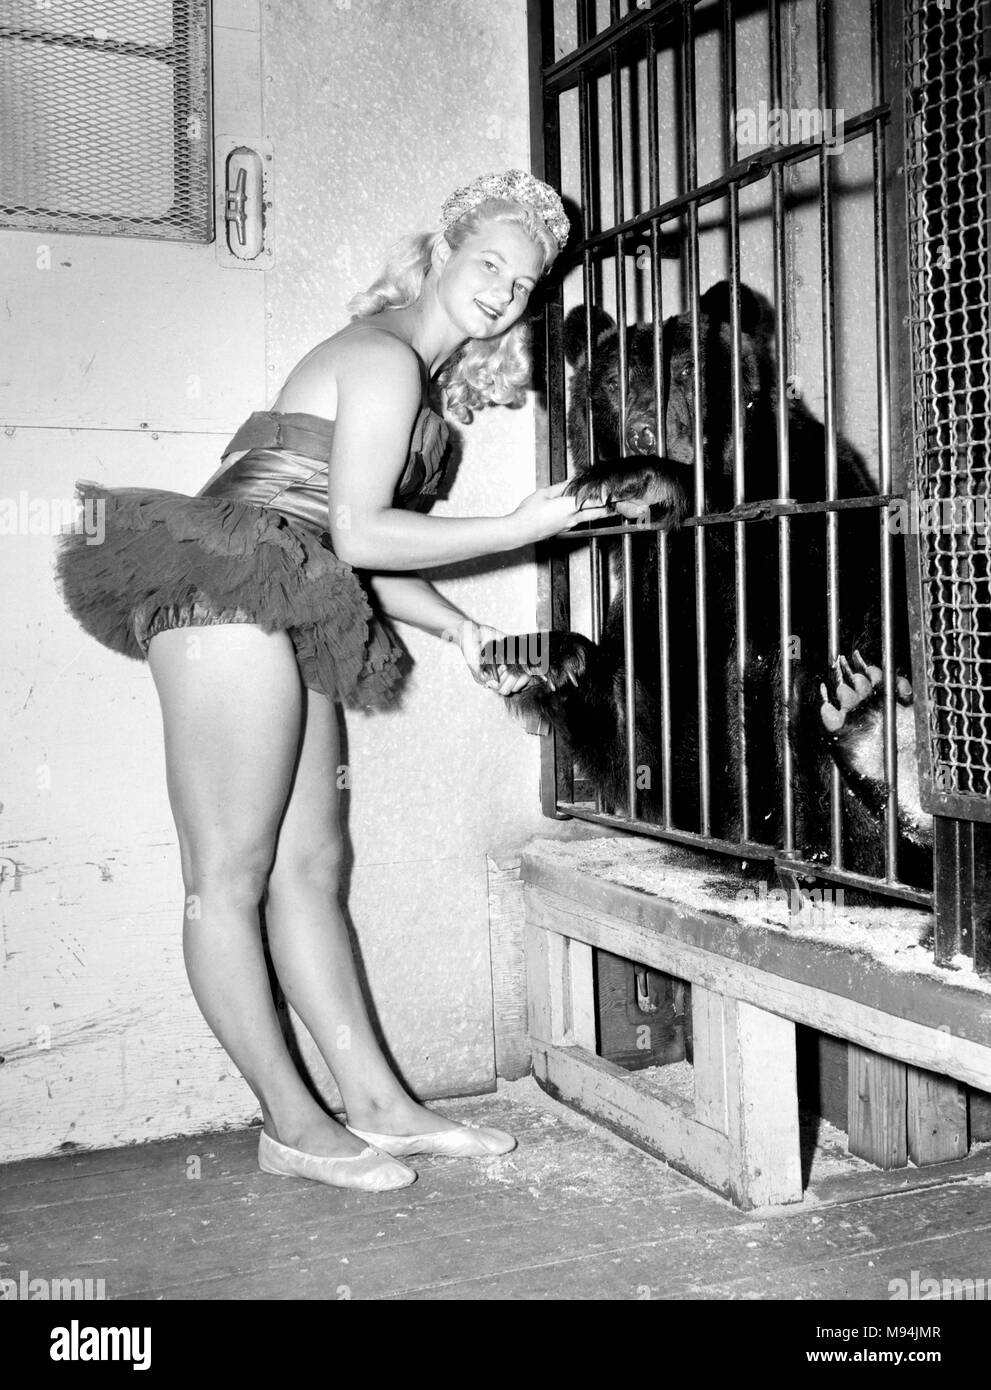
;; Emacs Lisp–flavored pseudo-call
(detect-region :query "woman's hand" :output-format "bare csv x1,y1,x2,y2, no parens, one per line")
456,619,540,696
507,479,614,547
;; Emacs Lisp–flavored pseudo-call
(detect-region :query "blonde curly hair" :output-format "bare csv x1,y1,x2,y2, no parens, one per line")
346,198,560,424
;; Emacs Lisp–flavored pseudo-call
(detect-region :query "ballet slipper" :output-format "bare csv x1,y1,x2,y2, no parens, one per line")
258,1129,417,1191
345,1121,517,1158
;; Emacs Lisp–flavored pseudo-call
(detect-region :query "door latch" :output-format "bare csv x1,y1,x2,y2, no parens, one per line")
215,136,274,268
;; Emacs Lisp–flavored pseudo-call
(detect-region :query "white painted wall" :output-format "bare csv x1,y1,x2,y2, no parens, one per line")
1,0,550,1162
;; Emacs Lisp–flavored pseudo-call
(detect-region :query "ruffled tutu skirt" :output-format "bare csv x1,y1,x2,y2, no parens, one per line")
55,482,408,709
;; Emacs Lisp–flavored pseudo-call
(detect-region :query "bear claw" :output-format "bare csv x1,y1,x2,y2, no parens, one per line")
479,631,600,740
820,651,881,732
563,457,690,528
819,650,913,735
479,630,591,690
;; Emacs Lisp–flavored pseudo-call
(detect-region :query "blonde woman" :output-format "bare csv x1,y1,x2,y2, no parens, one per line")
57,171,610,1191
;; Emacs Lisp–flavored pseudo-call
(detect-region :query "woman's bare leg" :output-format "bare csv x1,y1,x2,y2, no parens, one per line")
264,686,471,1136
147,624,368,1157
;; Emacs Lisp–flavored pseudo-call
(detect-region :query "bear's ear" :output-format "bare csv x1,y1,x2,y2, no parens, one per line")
563,303,616,368
699,281,733,326
738,284,775,341
700,281,774,340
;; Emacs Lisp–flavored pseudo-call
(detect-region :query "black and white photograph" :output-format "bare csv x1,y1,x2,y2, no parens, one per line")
1,0,989,1337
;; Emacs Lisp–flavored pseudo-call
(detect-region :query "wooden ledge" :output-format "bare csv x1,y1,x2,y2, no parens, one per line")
521,835,991,1085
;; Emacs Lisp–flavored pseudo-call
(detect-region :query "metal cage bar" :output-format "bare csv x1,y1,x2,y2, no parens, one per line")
768,0,797,865
533,0,574,818
608,38,643,818
871,0,902,883
815,0,845,870
725,0,750,845
646,21,675,827
682,0,712,838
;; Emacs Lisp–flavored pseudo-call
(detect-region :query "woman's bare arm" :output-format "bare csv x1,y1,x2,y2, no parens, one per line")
283,329,609,570
366,570,539,696
366,570,470,641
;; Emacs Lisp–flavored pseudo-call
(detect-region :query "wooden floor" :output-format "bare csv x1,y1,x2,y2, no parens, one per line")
3,1077,991,1301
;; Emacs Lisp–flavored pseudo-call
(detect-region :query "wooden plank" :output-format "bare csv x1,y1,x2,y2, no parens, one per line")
724,999,803,1208
525,924,599,1052
525,882,991,1091
691,985,727,1132
532,1040,732,1196
694,984,804,1206
567,939,597,1051
486,854,530,1080
524,921,559,1045
848,1045,908,1169
906,1067,968,1164
546,929,570,1043
521,849,991,1048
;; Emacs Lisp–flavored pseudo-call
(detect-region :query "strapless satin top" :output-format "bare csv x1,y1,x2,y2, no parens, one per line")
198,404,450,532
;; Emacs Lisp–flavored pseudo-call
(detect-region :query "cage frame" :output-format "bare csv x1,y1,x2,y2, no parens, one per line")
527,0,991,971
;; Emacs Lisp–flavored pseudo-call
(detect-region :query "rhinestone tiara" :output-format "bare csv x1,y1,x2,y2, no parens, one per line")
440,169,570,251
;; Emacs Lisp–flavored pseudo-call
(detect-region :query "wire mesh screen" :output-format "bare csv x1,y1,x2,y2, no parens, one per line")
0,0,213,241
903,0,991,817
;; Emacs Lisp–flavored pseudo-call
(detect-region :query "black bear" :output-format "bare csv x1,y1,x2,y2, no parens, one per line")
486,283,933,888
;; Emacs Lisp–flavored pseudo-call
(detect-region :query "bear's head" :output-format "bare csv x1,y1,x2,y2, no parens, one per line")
564,282,779,511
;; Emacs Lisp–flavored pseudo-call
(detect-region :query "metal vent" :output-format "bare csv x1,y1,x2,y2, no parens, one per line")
0,0,213,242
903,0,991,815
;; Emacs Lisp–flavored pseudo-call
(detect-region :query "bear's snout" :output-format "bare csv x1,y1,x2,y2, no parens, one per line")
626,421,657,454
